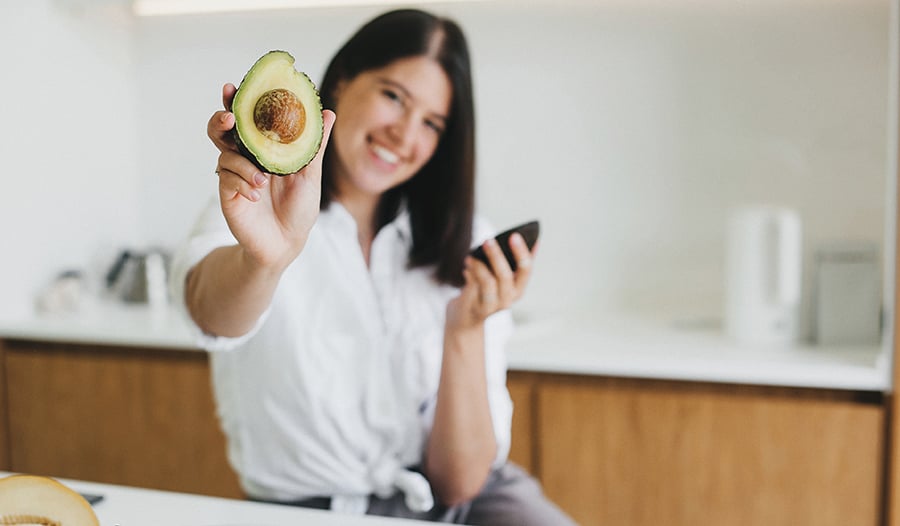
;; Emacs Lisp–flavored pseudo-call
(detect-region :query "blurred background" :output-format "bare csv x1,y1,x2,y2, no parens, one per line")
0,0,891,338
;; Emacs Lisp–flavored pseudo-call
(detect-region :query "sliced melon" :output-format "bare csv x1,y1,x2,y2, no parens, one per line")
0,474,99,526
232,50,324,175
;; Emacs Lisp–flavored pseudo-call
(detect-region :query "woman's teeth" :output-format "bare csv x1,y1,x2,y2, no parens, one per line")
372,144,399,164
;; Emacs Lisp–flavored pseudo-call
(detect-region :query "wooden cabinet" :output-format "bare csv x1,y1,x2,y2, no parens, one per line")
0,339,242,498
507,371,537,475
0,338,886,525
508,372,885,526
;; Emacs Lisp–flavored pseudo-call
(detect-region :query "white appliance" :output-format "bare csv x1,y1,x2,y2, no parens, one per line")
813,241,881,346
724,206,802,346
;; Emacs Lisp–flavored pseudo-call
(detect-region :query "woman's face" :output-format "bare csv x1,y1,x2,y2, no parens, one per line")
330,55,452,202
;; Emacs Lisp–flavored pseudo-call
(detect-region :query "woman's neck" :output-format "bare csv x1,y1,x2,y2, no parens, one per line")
335,192,380,265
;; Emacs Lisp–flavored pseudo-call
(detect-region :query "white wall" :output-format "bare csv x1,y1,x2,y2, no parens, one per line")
0,0,890,331
0,1,139,317
135,1,890,327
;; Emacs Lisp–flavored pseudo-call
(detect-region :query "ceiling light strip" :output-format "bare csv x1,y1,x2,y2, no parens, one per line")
133,0,491,17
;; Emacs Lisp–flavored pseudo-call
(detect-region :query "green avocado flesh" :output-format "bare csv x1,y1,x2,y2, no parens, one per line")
232,50,324,175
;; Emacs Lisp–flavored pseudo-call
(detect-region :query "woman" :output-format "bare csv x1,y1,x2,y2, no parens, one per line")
171,8,576,525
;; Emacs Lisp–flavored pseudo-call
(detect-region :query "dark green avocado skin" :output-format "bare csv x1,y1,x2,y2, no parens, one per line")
470,221,540,271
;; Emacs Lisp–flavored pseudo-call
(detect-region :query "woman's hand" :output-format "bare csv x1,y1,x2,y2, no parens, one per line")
207,83,336,273
445,233,537,332
429,233,536,503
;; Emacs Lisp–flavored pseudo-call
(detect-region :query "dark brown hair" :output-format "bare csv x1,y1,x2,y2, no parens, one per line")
319,9,475,287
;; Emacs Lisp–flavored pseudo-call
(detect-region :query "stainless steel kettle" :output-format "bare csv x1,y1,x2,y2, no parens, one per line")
105,249,170,305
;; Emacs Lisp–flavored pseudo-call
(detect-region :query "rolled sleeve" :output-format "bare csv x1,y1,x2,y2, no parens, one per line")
484,308,514,466
168,196,270,352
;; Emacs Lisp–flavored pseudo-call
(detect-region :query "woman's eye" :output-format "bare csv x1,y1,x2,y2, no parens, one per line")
425,120,445,134
382,89,402,104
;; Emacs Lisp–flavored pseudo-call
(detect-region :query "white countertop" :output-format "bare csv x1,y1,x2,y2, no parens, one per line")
0,300,197,350
0,302,891,392
0,472,435,526
507,312,891,392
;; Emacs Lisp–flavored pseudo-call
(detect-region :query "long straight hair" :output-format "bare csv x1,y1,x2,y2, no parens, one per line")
319,9,475,287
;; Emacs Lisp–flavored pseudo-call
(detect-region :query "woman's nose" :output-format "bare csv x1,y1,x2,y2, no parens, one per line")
388,112,417,149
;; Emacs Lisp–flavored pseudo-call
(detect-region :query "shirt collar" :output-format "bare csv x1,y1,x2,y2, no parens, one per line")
320,200,411,244
319,200,357,234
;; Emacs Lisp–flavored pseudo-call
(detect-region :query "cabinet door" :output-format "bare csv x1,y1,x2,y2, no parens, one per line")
3,340,242,498
537,377,884,526
507,372,536,475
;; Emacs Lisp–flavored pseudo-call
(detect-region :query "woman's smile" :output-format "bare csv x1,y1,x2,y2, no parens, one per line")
369,141,401,167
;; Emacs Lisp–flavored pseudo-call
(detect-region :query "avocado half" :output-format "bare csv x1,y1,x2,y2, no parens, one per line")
0,474,100,526
232,50,324,175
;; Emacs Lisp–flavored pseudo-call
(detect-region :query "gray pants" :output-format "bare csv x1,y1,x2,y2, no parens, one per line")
366,463,579,526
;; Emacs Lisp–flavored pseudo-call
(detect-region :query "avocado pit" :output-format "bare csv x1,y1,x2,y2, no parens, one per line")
254,88,306,144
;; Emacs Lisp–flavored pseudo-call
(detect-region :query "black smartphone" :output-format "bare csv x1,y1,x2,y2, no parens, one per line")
470,220,540,272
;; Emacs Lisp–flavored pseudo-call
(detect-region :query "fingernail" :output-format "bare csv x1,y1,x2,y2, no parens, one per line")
249,190,261,201
254,173,267,186
511,233,525,247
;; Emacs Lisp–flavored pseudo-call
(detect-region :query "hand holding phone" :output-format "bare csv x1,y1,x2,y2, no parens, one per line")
470,220,540,272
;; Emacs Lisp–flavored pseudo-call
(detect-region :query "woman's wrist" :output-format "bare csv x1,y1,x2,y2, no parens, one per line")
239,245,287,281
443,320,485,354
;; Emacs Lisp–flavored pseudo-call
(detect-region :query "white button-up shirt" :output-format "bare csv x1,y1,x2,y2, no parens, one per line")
169,197,514,513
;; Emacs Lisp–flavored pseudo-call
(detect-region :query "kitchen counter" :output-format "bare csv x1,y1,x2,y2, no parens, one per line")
0,301,890,392
0,472,435,526
509,311,891,391
0,301,196,350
